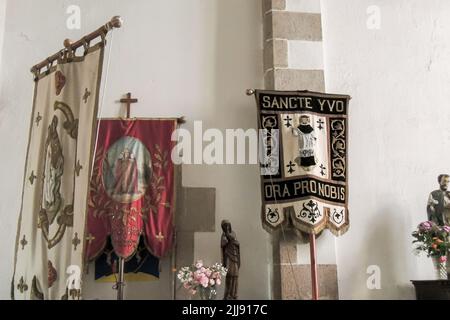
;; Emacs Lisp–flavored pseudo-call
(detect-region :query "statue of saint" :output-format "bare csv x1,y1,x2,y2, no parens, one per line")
221,220,240,300
426,174,450,278
427,174,450,226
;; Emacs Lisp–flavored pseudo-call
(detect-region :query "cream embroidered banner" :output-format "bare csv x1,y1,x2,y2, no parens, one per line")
256,90,350,236
12,44,104,300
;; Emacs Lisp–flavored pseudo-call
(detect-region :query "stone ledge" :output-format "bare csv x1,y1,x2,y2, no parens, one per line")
263,0,287,14
264,39,288,71
265,68,325,91
264,11,322,41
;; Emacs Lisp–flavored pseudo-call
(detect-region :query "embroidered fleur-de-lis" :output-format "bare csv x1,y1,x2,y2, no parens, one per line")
70,288,81,300
317,119,325,130
29,171,37,185
72,233,81,251
75,160,83,177
17,277,28,293
20,235,28,250
83,88,91,103
35,112,42,127
319,164,326,176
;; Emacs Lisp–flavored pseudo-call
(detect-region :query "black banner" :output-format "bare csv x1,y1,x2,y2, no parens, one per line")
255,90,350,236
263,177,346,204
258,91,348,115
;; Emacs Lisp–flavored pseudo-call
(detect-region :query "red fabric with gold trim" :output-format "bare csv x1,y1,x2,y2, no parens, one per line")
86,119,176,259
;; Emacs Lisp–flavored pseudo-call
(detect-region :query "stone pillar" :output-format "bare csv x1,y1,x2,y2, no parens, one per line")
263,0,338,300
173,165,216,299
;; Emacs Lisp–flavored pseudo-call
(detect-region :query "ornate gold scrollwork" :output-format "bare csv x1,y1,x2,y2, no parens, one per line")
54,101,78,139
38,101,78,249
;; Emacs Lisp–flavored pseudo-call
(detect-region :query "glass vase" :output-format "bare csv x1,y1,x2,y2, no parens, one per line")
432,257,448,280
198,286,217,300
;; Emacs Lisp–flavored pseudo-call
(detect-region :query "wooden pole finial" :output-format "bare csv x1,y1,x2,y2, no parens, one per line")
110,16,123,29
63,39,73,49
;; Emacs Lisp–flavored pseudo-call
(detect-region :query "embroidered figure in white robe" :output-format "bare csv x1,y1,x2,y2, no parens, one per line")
292,115,317,170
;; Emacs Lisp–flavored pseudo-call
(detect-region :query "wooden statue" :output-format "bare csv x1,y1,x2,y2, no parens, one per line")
427,174,450,226
426,174,450,278
221,220,240,300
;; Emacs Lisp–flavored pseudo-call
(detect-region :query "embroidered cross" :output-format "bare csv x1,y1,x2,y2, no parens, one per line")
156,232,164,242
83,88,91,103
20,235,28,250
320,164,326,176
75,160,83,177
85,234,96,245
317,119,325,130
29,171,37,185
17,277,28,293
286,161,296,174
72,233,81,251
35,112,42,127
283,116,293,128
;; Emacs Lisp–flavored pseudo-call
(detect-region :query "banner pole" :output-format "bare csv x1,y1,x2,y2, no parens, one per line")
310,233,319,300
117,257,125,300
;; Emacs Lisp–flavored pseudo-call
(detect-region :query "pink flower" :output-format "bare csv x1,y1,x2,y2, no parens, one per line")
209,279,215,286
216,279,221,286
420,221,432,230
200,276,209,288
200,267,206,273
205,269,212,277
439,256,447,263
194,274,203,283
443,226,450,233
183,283,191,289
195,260,203,269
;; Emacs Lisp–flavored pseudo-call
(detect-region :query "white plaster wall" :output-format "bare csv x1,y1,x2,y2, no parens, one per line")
0,0,268,299
322,0,450,299
0,0,6,89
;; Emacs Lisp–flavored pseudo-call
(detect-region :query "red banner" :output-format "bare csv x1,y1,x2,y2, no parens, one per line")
86,119,176,260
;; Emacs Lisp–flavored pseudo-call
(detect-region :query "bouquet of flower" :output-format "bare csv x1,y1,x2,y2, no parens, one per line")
177,260,227,299
412,221,450,263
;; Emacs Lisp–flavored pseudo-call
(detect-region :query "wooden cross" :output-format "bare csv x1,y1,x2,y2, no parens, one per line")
120,92,138,118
